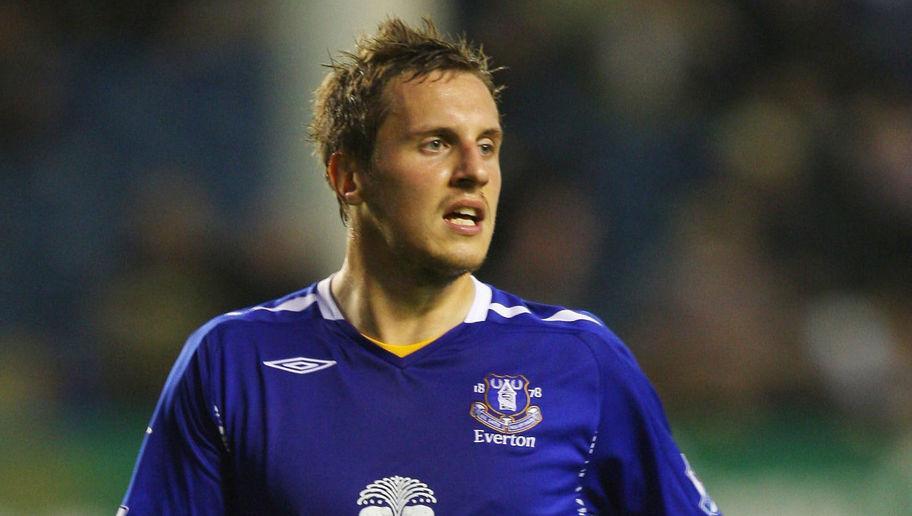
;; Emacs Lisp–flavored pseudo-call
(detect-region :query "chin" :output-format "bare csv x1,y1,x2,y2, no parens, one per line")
420,249,488,281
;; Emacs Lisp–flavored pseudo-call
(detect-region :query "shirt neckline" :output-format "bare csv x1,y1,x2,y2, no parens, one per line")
314,274,492,367
314,274,492,324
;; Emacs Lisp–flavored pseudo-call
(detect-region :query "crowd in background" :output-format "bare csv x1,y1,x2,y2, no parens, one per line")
1,1,910,512
461,0,912,425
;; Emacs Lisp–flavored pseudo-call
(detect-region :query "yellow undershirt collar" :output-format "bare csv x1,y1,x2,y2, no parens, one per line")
360,333,436,358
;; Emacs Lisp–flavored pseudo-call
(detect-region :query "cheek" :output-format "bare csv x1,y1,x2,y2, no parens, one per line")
370,177,434,226
488,169,503,211
492,172,503,194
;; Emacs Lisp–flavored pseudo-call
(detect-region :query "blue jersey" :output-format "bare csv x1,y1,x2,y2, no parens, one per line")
120,277,720,515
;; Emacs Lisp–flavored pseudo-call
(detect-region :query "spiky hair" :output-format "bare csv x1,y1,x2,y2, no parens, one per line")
308,17,503,223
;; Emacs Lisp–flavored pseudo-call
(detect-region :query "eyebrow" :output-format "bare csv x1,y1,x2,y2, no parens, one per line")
409,126,503,141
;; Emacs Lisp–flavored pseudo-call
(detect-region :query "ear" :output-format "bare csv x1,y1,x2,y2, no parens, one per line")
327,151,364,205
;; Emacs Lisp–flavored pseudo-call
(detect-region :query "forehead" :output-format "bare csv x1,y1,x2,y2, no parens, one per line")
380,70,501,131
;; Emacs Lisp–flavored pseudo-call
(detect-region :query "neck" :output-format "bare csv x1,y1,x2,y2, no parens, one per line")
330,242,476,345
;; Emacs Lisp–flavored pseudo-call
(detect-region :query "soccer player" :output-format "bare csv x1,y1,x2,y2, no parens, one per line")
119,18,721,515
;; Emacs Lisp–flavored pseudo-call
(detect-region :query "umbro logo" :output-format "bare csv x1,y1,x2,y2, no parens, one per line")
263,356,337,375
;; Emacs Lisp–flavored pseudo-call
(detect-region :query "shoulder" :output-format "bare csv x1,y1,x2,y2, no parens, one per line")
181,279,335,358
479,281,639,369
159,280,335,394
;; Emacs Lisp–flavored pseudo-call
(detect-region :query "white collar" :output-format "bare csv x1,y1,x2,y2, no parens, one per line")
314,274,491,323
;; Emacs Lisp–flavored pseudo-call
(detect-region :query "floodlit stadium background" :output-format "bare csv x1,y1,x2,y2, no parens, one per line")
1,1,910,513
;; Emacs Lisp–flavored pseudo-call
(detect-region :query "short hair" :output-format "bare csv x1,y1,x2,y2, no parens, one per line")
308,17,503,224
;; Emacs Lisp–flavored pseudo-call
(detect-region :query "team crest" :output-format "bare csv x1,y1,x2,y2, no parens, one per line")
470,373,542,434
357,475,436,515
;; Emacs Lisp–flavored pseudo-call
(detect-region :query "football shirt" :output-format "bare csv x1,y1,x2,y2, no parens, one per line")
120,276,720,515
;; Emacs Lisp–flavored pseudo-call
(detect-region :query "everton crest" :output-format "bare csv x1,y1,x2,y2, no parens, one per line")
470,373,542,434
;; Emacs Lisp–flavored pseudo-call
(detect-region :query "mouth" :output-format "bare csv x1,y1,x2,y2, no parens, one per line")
443,201,486,234
444,206,481,226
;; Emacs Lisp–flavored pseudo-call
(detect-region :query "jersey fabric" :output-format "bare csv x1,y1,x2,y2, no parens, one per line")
120,276,720,515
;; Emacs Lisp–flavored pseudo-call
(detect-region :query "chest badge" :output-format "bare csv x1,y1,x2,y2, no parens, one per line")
470,373,543,434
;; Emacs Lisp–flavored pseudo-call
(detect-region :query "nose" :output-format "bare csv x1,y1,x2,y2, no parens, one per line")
451,143,490,189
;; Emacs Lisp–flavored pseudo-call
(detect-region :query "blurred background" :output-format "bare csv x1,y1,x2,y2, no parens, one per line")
1,0,910,513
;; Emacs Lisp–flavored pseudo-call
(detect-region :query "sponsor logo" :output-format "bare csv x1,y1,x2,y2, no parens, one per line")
357,475,436,516
470,373,542,446
262,356,336,375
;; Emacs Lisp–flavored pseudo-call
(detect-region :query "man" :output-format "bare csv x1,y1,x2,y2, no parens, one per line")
120,18,720,515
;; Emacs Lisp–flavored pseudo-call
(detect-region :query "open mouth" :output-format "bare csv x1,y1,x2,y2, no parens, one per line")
444,207,481,227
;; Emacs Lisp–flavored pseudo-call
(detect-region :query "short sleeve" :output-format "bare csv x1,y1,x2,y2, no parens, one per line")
119,326,227,515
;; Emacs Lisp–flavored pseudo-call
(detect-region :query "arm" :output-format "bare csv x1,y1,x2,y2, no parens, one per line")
582,331,721,515
119,326,228,515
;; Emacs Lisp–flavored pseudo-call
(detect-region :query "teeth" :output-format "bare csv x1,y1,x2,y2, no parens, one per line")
454,207,477,218
445,206,480,227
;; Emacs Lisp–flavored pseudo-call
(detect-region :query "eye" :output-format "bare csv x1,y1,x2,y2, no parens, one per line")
421,138,447,152
479,139,497,156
